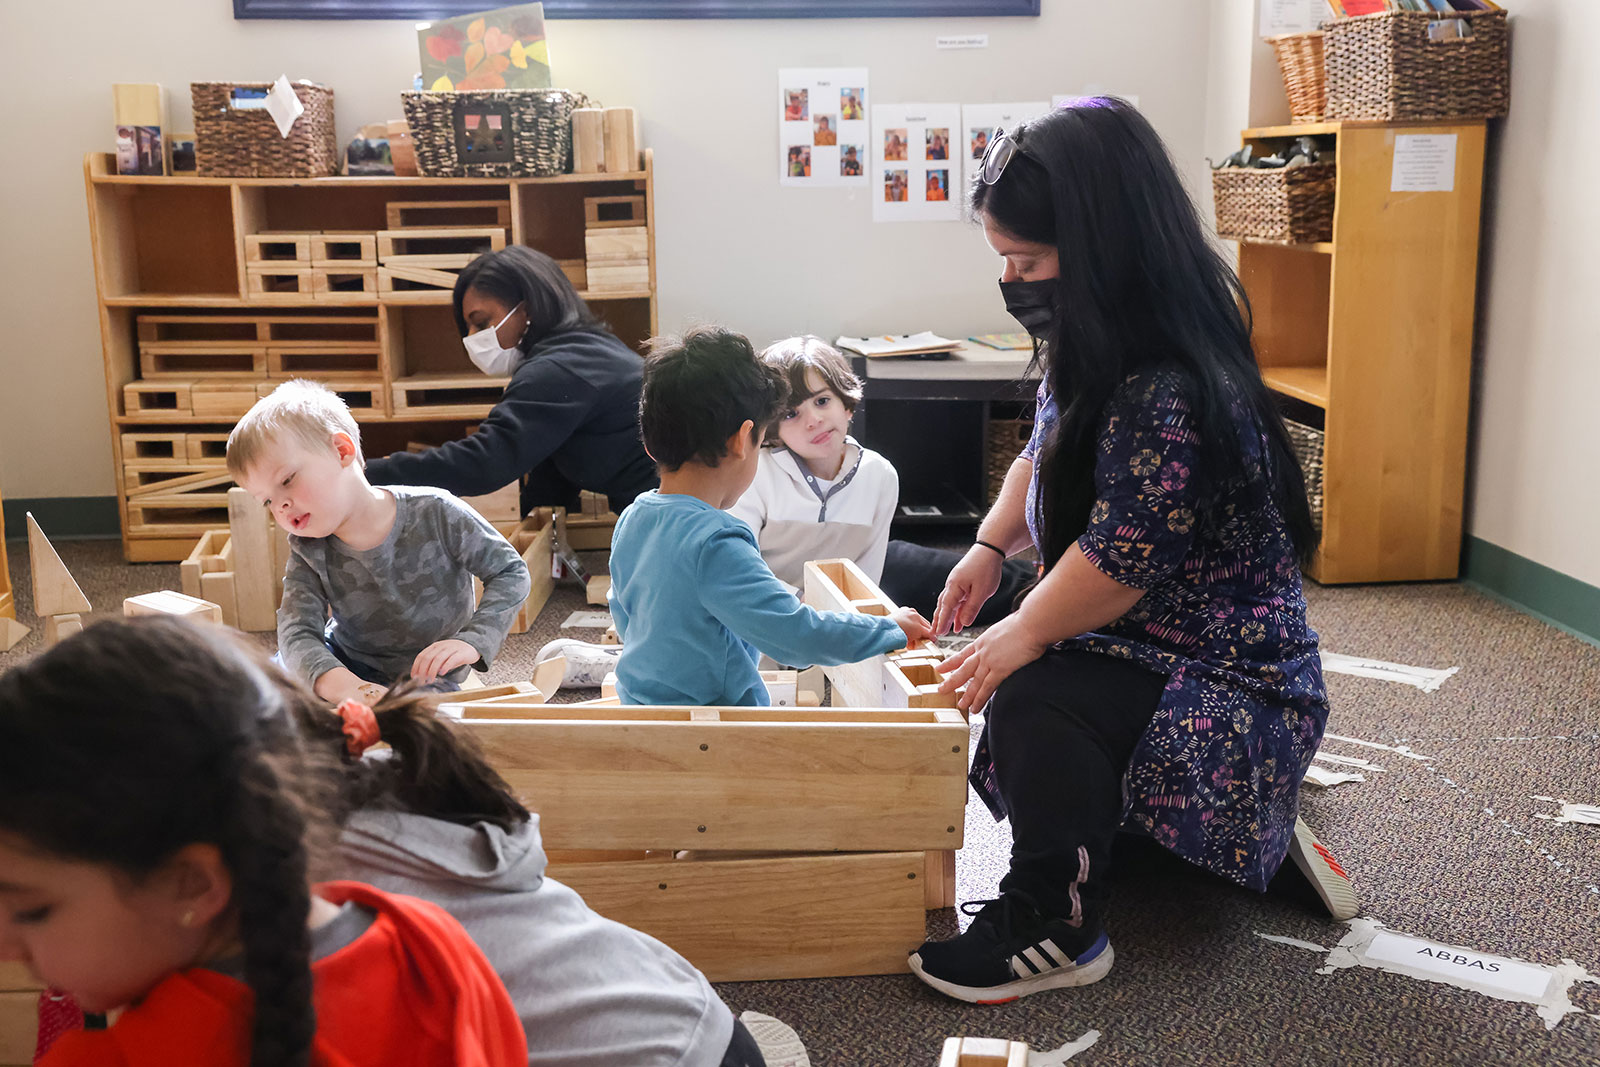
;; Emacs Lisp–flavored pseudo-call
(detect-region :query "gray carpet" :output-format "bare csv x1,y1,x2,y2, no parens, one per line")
4,541,1598,1066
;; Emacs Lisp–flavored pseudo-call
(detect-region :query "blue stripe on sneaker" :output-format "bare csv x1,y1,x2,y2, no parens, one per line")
1075,932,1110,966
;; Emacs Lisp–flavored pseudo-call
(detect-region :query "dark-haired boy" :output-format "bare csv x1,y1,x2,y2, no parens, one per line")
609,325,932,706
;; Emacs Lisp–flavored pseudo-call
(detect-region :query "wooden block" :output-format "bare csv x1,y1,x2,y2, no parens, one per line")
583,195,646,229
124,467,233,498
112,82,164,126
319,382,387,417
265,345,382,380
261,315,380,347
586,264,650,290
531,655,566,702
190,380,262,418
557,259,587,290
462,482,522,525
186,433,231,464
246,267,313,298
924,848,958,910
0,989,40,1066
0,616,29,652
602,107,638,174
137,314,261,347
572,108,605,173
26,514,91,618
506,509,556,635
310,233,377,266
549,850,926,982
385,200,510,230
584,227,649,259
200,571,238,628
938,1037,1030,1067
139,344,267,379
585,574,610,606
228,486,278,633
391,374,508,416
121,431,188,466
0,962,41,993
376,227,506,261
123,380,191,415
43,613,82,648
123,590,223,624
600,624,620,646
179,529,230,598
245,233,312,265
311,268,379,300
378,265,460,297
448,703,968,852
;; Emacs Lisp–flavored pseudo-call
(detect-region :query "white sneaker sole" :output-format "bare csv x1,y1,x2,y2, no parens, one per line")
907,942,1114,1004
1289,817,1360,921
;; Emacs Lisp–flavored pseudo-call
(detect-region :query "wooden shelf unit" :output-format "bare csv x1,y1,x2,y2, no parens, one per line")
1231,121,1486,584
83,151,659,561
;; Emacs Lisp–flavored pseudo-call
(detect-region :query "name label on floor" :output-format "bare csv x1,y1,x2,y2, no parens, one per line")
1364,931,1553,1000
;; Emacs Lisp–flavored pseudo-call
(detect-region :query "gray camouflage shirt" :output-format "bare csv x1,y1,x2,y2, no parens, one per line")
277,485,531,687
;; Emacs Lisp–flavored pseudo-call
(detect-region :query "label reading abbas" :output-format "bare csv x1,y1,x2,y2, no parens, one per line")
1363,931,1553,1000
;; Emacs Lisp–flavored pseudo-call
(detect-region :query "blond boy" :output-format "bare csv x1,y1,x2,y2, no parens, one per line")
228,380,531,704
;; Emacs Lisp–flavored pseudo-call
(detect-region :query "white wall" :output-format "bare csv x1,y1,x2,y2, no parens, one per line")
0,0,1213,500
1468,1,1600,586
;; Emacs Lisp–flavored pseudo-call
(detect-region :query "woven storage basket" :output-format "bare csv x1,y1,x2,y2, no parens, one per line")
401,89,591,178
192,82,336,178
1267,31,1327,124
1212,163,1336,245
985,417,1033,505
1285,418,1325,534
1324,10,1509,122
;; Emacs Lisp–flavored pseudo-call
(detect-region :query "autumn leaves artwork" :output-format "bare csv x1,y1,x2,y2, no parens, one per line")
418,3,553,93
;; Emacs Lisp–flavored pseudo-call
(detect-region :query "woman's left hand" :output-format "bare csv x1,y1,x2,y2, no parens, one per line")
937,612,1051,715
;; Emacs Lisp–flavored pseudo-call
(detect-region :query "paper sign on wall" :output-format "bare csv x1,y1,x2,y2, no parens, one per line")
1391,133,1457,192
779,67,869,188
871,102,961,222
961,102,1049,215
1260,0,1333,37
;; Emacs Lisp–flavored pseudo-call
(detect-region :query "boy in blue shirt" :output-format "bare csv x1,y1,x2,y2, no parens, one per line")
610,325,931,706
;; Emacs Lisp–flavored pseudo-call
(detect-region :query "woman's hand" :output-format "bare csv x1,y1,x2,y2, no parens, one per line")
412,639,479,683
932,545,1005,637
937,612,1050,715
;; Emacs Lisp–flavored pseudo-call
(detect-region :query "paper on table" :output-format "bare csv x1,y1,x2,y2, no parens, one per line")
836,331,961,357
265,75,305,139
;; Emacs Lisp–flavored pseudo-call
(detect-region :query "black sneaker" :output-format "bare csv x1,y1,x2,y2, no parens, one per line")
908,893,1114,1004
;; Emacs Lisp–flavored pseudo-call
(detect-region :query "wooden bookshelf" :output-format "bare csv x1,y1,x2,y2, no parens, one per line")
83,151,659,561
1232,121,1486,583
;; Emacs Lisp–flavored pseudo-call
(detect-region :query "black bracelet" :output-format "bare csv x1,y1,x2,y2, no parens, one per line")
975,539,1006,559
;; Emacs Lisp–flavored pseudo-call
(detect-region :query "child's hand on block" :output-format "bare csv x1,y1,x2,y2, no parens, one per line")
890,605,935,651
413,638,479,683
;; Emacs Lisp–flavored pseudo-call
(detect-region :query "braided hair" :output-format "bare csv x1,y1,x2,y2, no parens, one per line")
0,617,332,1067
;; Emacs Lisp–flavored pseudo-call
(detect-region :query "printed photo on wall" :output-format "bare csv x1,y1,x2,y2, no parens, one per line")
960,101,1049,218
871,102,960,223
779,67,868,187
969,127,991,160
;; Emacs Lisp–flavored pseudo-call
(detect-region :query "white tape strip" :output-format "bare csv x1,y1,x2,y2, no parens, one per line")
1532,796,1600,826
1028,1031,1101,1065
1303,765,1365,789
1321,651,1459,693
1322,733,1434,761
1258,919,1600,1030
1313,751,1387,772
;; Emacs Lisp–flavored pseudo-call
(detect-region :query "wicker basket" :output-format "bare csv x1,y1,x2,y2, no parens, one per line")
1285,418,1325,534
401,89,591,178
985,417,1033,505
192,82,336,178
1267,31,1327,124
1324,10,1509,122
1212,163,1336,245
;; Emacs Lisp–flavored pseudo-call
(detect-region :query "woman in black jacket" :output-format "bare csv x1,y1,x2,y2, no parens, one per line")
364,246,658,514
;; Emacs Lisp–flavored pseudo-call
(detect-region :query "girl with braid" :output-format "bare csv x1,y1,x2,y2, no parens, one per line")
0,616,526,1067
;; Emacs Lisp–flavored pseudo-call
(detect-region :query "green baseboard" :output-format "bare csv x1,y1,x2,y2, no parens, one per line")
1462,536,1600,647
3,496,122,541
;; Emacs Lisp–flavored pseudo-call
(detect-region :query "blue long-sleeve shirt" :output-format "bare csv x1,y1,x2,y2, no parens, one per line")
609,491,906,706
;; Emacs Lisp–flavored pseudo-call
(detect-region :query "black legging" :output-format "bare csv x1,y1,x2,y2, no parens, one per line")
984,648,1167,933
878,540,1038,626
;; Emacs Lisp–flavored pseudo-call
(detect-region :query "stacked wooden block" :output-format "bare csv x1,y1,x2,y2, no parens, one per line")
584,195,648,294
377,200,509,300
246,231,380,301
563,490,619,550
0,963,42,1067
939,1038,1030,1067
571,106,639,175
437,691,969,982
176,488,293,632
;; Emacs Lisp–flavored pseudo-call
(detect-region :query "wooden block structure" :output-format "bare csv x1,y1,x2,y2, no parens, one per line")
571,108,605,173
123,589,223,624
436,697,968,981
584,195,646,230
374,225,508,298
584,223,649,293
0,961,44,1067
602,107,639,172
480,508,557,636
27,513,92,648
134,313,383,384
563,490,619,550
385,200,510,231
172,490,291,632
460,480,523,528
939,1037,1030,1067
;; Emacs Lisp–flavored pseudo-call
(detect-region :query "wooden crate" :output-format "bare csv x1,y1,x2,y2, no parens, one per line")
267,344,382,380
123,466,233,498
506,508,557,634
123,380,192,415
246,267,313,299
126,497,231,538
549,849,927,982
324,381,388,417
311,268,379,301
244,232,312,265
139,344,267,379
137,314,260,347
377,227,506,261
378,264,461,300
938,1037,1030,1067
309,232,377,266
445,702,968,852
392,374,508,417
385,199,510,230
261,315,380,347
584,195,646,229
186,432,231,464
120,431,189,466
190,379,269,418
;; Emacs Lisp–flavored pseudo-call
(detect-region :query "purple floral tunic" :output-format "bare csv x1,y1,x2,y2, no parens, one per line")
979,369,1327,891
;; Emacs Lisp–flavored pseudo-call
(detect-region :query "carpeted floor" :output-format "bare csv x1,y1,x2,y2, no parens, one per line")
4,540,1598,1066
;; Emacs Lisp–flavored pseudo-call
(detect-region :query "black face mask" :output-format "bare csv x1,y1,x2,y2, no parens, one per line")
999,278,1056,341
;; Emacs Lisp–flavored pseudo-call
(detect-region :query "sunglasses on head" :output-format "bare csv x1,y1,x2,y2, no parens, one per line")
978,125,1024,186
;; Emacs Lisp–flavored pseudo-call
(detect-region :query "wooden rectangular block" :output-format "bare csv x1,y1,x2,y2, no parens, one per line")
113,82,164,126
126,499,231,538
385,200,510,230
266,345,382,380
377,227,507,261
120,431,188,466
557,259,587,290
571,108,605,173
309,233,377,266
124,466,232,498
261,315,380,347
585,226,649,259
311,268,379,300
392,374,508,416
246,267,313,299
548,850,927,982
446,703,969,852
378,265,460,299
186,432,231,464
124,589,223,623
0,989,39,1066
123,380,191,415
507,508,557,635
245,233,312,265
585,265,649,290
462,481,521,525
938,1037,1030,1067
139,344,267,379
0,962,42,993
137,314,261,347
602,107,639,173
179,529,230,598
324,382,387,417
190,379,264,418
583,195,646,229
228,486,278,632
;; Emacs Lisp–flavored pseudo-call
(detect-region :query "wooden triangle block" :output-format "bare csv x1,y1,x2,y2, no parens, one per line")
0,616,29,652
26,513,91,618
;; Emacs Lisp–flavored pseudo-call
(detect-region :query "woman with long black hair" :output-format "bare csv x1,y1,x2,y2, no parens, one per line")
364,246,658,515
913,99,1349,1003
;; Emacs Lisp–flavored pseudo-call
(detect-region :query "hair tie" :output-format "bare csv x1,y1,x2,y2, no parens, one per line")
336,699,380,758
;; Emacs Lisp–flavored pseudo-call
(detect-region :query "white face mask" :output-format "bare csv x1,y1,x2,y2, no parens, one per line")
463,302,526,377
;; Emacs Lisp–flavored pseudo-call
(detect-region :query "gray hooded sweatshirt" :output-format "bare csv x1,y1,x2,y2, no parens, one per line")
336,809,735,1067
